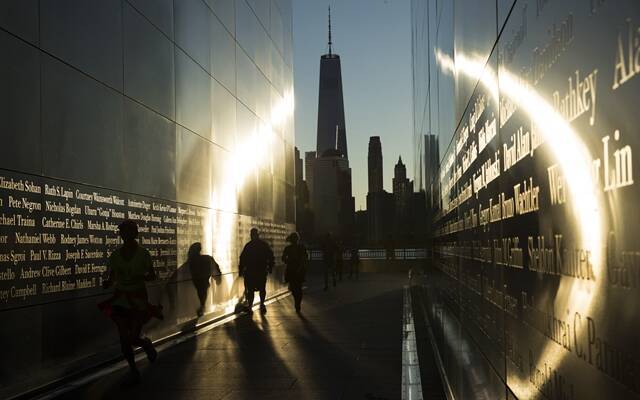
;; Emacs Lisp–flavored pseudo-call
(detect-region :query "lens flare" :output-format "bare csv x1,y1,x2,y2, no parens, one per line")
435,50,605,397
199,87,295,297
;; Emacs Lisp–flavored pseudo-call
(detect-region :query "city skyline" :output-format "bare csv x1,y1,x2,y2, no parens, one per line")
2,1,639,399
293,0,414,210
309,13,355,239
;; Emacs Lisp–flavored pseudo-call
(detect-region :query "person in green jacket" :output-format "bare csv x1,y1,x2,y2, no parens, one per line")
99,219,162,384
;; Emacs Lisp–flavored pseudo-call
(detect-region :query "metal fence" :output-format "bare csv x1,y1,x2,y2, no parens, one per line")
308,248,426,261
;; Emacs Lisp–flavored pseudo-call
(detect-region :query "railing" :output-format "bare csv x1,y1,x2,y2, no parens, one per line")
308,248,426,261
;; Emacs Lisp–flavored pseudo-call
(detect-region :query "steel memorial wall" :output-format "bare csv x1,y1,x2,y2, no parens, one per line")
414,1,640,399
0,0,295,398
0,170,291,311
0,168,293,398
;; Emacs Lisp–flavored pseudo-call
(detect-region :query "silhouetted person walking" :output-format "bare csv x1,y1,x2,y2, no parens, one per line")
385,235,395,260
349,247,360,280
188,242,221,317
99,219,162,385
321,233,337,290
282,232,308,313
335,240,344,282
239,228,274,314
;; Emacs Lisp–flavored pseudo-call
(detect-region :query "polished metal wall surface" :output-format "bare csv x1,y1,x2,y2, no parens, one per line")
0,0,294,397
412,1,640,398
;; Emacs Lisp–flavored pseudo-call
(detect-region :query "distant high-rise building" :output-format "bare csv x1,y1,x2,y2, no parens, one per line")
313,149,354,238
368,136,383,193
316,7,347,159
295,147,303,186
311,7,354,241
366,136,390,244
304,151,316,205
354,210,368,246
393,156,413,237
295,147,313,241
366,191,394,245
295,147,307,211
393,156,408,185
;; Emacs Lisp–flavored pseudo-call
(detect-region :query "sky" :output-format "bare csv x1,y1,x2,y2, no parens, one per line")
292,0,414,210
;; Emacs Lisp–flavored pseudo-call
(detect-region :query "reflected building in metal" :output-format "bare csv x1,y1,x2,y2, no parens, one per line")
412,0,640,399
0,1,295,398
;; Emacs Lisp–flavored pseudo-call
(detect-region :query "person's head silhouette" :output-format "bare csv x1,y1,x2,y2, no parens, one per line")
250,228,259,240
118,219,138,244
287,232,299,244
188,242,202,259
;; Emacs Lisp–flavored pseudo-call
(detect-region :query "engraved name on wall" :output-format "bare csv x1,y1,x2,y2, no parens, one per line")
0,172,208,310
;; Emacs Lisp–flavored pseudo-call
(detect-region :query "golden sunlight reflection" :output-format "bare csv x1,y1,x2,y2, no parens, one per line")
200,88,294,299
435,50,605,397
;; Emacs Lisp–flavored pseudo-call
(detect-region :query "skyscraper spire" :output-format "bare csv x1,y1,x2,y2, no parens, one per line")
316,3,347,159
328,5,332,55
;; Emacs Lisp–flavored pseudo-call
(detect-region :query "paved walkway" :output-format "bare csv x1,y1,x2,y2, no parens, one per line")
59,273,408,399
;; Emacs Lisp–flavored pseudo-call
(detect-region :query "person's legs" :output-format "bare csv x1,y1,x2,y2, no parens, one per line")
253,275,267,313
259,278,267,313
194,281,208,316
298,287,303,307
332,265,336,286
323,263,329,290
129,316,157,362
292,285,302,311
112,311,139,381
259,288,266,307
244,277,256,311
246,289,255,309
196,282,208,306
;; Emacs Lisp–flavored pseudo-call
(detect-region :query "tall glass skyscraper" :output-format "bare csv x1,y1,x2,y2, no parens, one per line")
315,8,348,159
412,1,640,399
0,1,294,397
368,136,383,193
311,7,354,239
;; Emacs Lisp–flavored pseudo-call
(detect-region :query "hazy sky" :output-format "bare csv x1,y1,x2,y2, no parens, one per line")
292,0,414,210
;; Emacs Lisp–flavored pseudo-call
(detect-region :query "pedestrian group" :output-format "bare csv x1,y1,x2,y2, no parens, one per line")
98,220,162,385
99,219,360,384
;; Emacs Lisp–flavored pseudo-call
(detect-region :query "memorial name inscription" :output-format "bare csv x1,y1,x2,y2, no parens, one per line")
429,2,640,398
0,170,207,310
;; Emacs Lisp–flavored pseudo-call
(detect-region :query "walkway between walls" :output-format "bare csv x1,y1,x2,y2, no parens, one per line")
48,273,442,399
